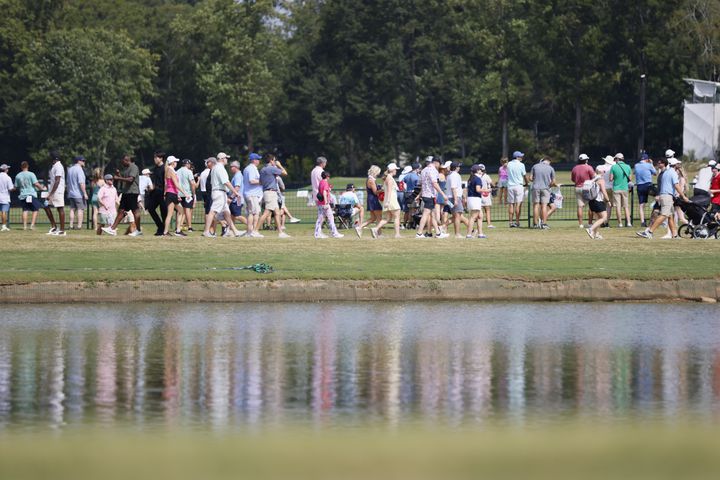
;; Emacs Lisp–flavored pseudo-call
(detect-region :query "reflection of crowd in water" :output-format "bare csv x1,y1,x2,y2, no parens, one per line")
1,306,720,429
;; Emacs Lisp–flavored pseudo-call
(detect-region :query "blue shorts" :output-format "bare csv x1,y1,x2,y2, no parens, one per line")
21,196,46,212
0,203,9,213
636,183,651,204
229,202,244,218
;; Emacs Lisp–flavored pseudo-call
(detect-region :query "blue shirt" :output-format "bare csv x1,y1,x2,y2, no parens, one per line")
242,164,262,197
66,164,86,199
634,162,656,185
259,165,283,191
506,160,527,187
403,171,420,191
231,171,243,197
659,167,679,196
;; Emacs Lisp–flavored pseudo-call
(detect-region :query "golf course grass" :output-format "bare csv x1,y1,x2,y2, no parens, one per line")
2,222,719,284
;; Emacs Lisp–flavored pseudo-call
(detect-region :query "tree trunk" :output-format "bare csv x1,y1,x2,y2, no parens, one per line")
501,106,509,159
246,124,254,153
573,99,581,161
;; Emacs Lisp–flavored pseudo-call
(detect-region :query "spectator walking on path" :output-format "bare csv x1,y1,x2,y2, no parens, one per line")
571,154,595,228
310,156,327,206
601,156,615,226
96,175,118,235
243,152,264,238
0,164,14,231
371,163,402,238
609,153,633,227
359,165,383,233
506,151,528,228
446,161,465,237
90,168,104,230
67,155,88,230
161,156,188,237
229,161,247,231
479,164,495,229
314,171,343,238
633,153,656,227
415,157,449,238
204,155,241,238
176,159,196,232
531,157,556,229
636,157,689,239
146,151,167,236
14,162,46,230
466,164,489,239
138,168,153,211
585,166,611,240
257,153,290,238
45,151,67,236
103,155,142,236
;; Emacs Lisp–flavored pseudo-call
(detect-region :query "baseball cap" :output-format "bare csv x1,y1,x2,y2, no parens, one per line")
103,174,113,181
49,151,61,161
713,164,720,171
477,163,486,171
205,157,217,164
471,164,482,173
0,164,9,171
614,153,624,160
166,155,179,165
141,168,151,175
665,149,676,158
708,160,717,167
230,160,241,168
182,158,192,165
387,162,399,171
668,157,681,166
217,152,230,160
401,165,413,175
249,153,261,161
424,155,435,164
346,183,355,190
578,153,590,161
73,155,86,163
450,161,461,169
411,162,421,170
640,153,650,161
441,160,452,170
512,151,524,159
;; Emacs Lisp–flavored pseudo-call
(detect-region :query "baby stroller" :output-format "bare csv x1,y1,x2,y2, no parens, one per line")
403,186,422,229
676,199,720,239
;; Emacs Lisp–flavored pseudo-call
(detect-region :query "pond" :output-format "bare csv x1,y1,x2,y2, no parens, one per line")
1,302,719,431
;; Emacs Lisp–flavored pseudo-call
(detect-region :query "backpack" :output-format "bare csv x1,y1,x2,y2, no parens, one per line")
581,179,599,201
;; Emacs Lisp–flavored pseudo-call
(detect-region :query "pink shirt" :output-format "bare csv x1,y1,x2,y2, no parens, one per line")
311,166,324,198
98,185,118,216
317,179,331,206
571,164,595,187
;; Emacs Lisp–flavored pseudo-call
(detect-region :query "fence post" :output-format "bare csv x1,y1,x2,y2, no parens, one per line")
527,187,532,228
630,186,635,226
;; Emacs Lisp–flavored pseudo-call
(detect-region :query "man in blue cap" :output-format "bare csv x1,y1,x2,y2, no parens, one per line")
243,152,264,237
506,151,529,227
633,152,656,227
67,155,88,229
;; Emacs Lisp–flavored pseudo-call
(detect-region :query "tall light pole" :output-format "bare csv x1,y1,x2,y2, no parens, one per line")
638,73,646,160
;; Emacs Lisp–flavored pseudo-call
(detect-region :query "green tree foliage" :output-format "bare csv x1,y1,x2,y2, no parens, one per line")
16,28,157,168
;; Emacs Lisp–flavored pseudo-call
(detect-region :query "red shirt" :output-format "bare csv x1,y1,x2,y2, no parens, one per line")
317,179,331,206
571,164,595,187
711,174,720,206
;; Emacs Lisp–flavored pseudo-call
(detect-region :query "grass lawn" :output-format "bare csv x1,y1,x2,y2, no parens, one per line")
2,220,719,283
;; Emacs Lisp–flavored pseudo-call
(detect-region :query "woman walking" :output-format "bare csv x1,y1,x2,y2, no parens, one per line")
314,171,343,238
586,165,611,240
672,161,688,230
90,168,104,231
358,165,382,235
466,164,489,239
435,162,449,233
498,157,509,205
479,164,495,228
371,163,402,238
163,156,188,236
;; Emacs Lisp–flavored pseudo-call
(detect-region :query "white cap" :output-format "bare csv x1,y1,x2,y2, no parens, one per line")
217,152,230,160
603,155,615,165
578,154,589,161
441,160,452,170
387,162,399,171
665,149,675,158
709,160,717,167
614,153,624,160
166,155,179,165
668,157,681,166
401,165,412,175
141,168,151,175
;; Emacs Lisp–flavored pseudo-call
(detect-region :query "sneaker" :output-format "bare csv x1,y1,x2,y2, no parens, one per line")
661,233,672,239
331,232,344,238
477,234,487,239
202,232,216,238
579,224,585,229
101,227,117,236
47,227,57,234
222,229,233,237
487,225,496,229
466,235,473,239
509,223,517,228
235,231,247,237
288,217,301,224
315,233,329,239
532,224,541,229
585,228,594,239
54,230,66,236
641,221,647,228
594,234,604,240
187,227,194,233
174,230,187,237
436,232,449,239
250,231,264,238
626,223,633,228
128,230,143,237
154,231,164,237
636,230,653,239
278,232,291,238
1,225,9,232
370,227,378,239
415,233,426,239
541,223,550,230
617,224,624,228
355,226,362,238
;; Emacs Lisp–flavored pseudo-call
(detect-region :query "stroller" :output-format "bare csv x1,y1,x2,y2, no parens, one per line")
676,199,720,239
403,186,422,229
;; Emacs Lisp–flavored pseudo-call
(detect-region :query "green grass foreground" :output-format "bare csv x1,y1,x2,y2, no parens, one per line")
1,424,719,480
2,223,719,283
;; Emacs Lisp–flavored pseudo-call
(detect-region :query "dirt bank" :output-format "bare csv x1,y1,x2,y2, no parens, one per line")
0,279,718,303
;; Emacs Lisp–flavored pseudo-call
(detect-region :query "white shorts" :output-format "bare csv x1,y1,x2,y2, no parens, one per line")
575,188,586,207
481,195,492,207
245,195,261,215
507,185,524,204
210,191,228,215
263,190,279,211
467,197,483,211
48,190,65,208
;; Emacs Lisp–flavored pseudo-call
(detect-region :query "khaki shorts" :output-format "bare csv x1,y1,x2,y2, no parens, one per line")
605,189,614,206
48,190,65,208
532,188,551,204
210,191,228,215
245,195,261,215
263,190,279,211
98,213,115,226
507,185,524,204
657,194,674,217
575,188,586,207
613,190,629,209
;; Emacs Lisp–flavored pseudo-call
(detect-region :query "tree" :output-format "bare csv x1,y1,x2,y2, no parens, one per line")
15,28,157,168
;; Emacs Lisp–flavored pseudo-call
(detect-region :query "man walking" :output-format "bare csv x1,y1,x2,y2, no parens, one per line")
0,164,14,231
103,155,142,236
609,153,633,227
243,152,264,238
415,156,449,239
13,162,46,230
228,160,247,230
66,155,88,230
145,151,167,236
257,153,290,238
530,157,556,229
203,155,241,238
571,154,595,228
45,151,67,236
506,151,528,228
634,153,656,227
636,158,688,239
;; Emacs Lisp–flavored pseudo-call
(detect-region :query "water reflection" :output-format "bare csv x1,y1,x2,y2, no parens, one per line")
1,303,720,430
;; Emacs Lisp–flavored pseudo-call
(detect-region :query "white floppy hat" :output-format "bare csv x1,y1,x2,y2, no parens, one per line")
401,165,412,175
603,155,615,165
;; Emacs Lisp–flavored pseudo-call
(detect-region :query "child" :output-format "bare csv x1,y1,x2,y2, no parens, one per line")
97,174,118,235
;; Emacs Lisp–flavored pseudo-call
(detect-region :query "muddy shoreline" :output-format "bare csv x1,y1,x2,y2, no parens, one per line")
0,279,718,303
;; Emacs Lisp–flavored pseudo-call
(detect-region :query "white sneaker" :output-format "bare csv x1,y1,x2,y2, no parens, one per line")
54,231,66,237
128,230,143,237
47,227,57,235
202,232,216,238
331,232,344,238
101,227,117,236
0,225,8,232
235,231,247,237
250,231,264,238
315,233,329,239
370,227,378,239
586,228,594,239
355,227,362,238
436,232,449,239
579,224,585,229
487,225,496,229
278,232,291,238
415,233,425,239
288,217,301,224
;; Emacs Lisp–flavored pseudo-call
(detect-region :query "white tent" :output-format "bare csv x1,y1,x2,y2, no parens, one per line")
683,78,720,160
